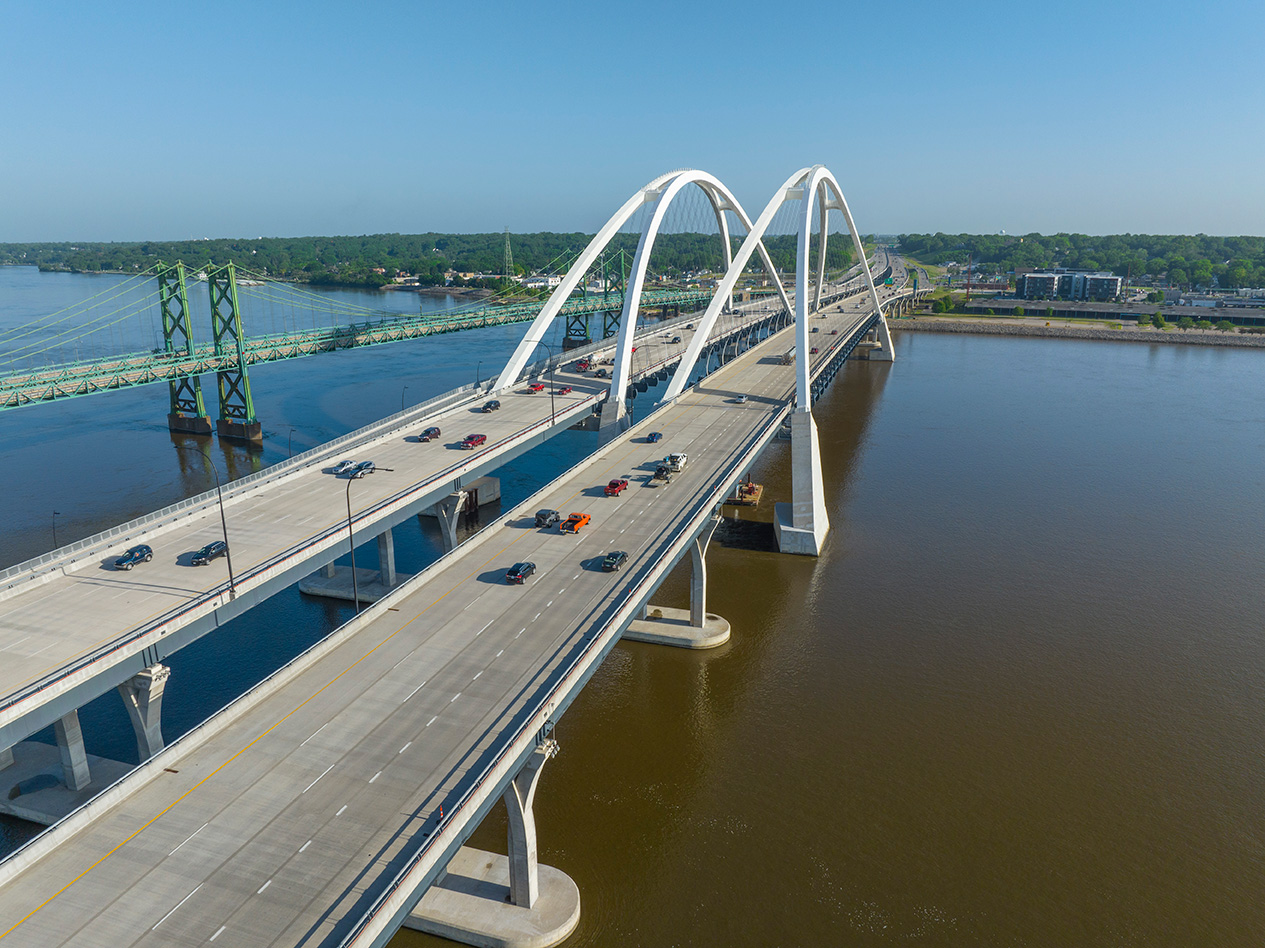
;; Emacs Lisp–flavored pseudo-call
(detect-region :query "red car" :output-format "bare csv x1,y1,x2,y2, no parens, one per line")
810,346,820,354
556,385,573,395
604,478,628,496
458,433,487,450
830,329,839,335
527,382,545,393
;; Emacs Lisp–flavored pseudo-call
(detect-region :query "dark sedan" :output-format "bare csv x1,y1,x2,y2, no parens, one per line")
192,540,228,566
602,550,629,572
114,545,152,570
506,562,536,584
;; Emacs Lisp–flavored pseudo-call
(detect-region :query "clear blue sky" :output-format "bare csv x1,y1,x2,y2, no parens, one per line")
2,0,1262,241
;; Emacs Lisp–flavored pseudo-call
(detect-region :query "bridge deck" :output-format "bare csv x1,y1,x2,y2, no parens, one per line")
0,293,886,946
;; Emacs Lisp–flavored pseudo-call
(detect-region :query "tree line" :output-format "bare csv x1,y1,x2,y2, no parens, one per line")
899,232,1265,290
0,231,852,289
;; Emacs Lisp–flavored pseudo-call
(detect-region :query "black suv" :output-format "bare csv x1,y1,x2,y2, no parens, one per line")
534,509,561,528
418,426,441,442
482,399,501,413
114,545,153,570
602,551,629,572
506,562,536,584
192,540,228,566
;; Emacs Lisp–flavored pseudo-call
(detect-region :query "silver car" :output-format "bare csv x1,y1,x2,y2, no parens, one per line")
331,459,357,475
351,460,376,478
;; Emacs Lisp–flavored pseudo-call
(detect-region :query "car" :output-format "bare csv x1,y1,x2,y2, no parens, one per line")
654,464,673,483
671,335,682,343
556,385,573,395
604,478,629,496
505,561,536,584
665,452,687,472
352,460,376,478
481,399,501,413
527,383,545,393
810,346,820,354
602,551,629,572
685,323,694,330
331,459,357,475
459,434,487,449
735,394,748,404
192,540,228,566
830,329,839,335
418,426,441,442
560,512,591,533
647,431,663,443
594,368,608,378
114,544,152,570
574,359,590,371
534,508,561,528
811,326,820,333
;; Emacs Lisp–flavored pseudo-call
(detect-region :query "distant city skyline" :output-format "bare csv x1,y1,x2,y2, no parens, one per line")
3,0,1263,242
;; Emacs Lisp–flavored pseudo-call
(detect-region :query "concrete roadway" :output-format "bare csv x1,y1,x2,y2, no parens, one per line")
0,296,881,946
0,299,791,751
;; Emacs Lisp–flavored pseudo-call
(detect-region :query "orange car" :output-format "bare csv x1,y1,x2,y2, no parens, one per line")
560,512,591,533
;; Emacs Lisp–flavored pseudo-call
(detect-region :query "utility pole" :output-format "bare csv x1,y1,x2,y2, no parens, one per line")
965,252,973,303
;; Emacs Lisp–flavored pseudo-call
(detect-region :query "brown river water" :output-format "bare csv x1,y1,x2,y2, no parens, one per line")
401,330,1265,948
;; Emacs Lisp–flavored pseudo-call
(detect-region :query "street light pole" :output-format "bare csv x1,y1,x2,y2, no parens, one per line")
287,426,295,459
476,361,483,391
345,477,360,613
175,445,237,600
536,342,555,422
52,511,60,548
401,385,409,413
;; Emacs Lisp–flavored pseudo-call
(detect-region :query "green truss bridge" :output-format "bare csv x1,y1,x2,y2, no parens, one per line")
0,261,721,441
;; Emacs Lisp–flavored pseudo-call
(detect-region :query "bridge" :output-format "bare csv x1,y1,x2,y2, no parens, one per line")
0,166,926,947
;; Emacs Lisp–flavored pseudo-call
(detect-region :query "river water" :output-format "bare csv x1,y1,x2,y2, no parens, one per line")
2,269,1263,946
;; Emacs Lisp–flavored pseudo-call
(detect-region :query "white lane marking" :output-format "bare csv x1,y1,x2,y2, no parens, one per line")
150,885,202,926
476,620,493,636
300,722,329,747
403,681,426,701
336,804,348,816
620,528,626,534
532,613,540,622
210,925,227,942
302,761,337,794
495,650,503,658
295,515,315,525
398,741,413,754
573,573,580,579
462,594,483,612
546,600,553,608
169,822,209,856
472,671,482,681
558,588,565,594
426,716,438,727
515,629,523,638
257,879,272,895
450,693,461,703
369,771,382,784
299,840,312,853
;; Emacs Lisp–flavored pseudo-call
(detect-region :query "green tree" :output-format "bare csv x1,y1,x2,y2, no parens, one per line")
1169,268,1188,287
1044,306,1054,317
985,308,995,316
1178,316,1195,330
1136,313,1151,327
1014,306,1025,317
1196,319,1213,329
1216,319,1235,331
1153,311,1167,328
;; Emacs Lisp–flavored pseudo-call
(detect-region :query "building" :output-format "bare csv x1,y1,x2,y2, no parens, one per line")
1016,269,1122,301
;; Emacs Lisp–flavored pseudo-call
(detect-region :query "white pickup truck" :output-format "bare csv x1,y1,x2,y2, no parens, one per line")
664,453,688,473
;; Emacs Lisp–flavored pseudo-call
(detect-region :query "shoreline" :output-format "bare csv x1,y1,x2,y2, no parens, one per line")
891,316,1265,349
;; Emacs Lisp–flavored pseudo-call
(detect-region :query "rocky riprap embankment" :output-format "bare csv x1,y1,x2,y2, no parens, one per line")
892,318,1265,348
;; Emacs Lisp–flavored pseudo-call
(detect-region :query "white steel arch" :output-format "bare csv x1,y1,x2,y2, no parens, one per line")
493,170,792,402
662,165,892,408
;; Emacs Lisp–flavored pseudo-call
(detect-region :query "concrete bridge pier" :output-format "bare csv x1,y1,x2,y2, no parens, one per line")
774,408,830,556
54,710,92,792
298,527,413,603
406,740,580,948
434,491,469,552
625,514,731,648
117,663,170,762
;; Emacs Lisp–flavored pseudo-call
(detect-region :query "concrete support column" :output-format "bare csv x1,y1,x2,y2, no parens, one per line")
774,408,830,556
689,516,721,628
503,740,558,909
376,528,396,587
321,561,336,579
871,313,895,362
117,664,170,762
0,746,12,770
598,394,627,434
435,491,468,552
53,710,91,792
